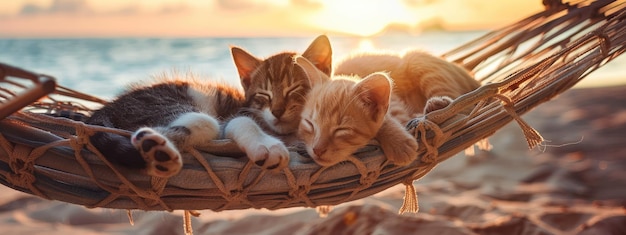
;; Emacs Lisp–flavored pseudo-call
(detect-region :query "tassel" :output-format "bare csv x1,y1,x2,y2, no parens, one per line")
496,94,544,149
466,138,493,156
316,205,333,218
503,104,544,149
477,138,493,151
126,210,134,226
184,210,199,235
398,182,419,214
517,118,544,149
464,145,475,157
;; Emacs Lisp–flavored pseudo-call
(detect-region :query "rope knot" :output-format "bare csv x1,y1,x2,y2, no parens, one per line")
135,190,162,205
359,171,380,187
69,126,92,148
6,168,36,189
289,185,310,199
407,116,445,163
227,189,246,203
8,145,37,188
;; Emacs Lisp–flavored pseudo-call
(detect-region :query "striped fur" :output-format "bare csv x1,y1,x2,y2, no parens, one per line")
231,35,332,138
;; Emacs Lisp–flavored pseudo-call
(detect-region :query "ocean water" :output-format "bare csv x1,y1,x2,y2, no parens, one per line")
0,31,623,100
0,31,491,99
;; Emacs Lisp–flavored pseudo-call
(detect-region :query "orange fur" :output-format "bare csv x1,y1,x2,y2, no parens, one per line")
298,48,480,167
334,50,480,116
298,73,418,166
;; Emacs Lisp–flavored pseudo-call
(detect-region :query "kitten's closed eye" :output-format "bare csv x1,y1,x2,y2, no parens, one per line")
253,92,271,104
232,35,332,137
301,119,314,133
333,128,353,138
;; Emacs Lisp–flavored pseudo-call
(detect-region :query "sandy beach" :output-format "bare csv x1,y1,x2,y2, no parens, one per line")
1,83,626,234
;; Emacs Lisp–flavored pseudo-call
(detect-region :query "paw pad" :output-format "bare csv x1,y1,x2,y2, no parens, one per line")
131,127,183,178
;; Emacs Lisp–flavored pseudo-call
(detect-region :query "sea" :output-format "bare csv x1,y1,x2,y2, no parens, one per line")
0,31,623,100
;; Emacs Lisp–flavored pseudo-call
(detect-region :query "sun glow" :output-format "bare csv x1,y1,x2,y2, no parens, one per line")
356,39,376,51
0,0,544,37
309,1,425,37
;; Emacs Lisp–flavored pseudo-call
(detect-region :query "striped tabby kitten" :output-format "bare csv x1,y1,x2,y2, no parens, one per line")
86,36,333,177
231,35,332,140
87,77,290,178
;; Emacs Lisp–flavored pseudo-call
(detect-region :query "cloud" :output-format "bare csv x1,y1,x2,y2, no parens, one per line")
18,4,43,15
402,0,439,7
112,5,141,15
290,0,323,10
215,0,270,11
158,3,191,14
19,0,92,15
13,0,192,17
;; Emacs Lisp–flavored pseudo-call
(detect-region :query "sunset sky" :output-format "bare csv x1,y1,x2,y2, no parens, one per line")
0,0,543,37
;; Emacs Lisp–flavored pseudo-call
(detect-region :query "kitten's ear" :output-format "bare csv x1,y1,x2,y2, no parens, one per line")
294,56,329,87
353,72,392,122
302,35,332,76
231,46,262,90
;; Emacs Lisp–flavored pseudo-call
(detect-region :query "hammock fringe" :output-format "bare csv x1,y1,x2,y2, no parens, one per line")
183,210,199,235
399,182,419,214
495,94,545,149
0,0,624,212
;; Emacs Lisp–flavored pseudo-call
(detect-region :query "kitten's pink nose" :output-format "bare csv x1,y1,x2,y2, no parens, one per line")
272,108,285,120
313,148,326,157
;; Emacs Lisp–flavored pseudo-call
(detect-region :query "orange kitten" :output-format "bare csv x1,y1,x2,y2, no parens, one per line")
296,49,480,167
334,50,480,118
297,60,418,166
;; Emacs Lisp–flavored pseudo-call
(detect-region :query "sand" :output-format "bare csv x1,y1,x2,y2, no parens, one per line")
1,84,626,235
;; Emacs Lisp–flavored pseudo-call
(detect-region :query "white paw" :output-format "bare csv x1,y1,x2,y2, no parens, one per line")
170,112,220,144
131,127,183,178
244,135,290,171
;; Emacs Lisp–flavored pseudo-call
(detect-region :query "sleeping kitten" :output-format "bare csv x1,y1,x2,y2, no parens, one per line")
296,55,418,166
297,49,480,167
86,35,333,177
231,35,332,139
86,77,289,178
334,50,480,119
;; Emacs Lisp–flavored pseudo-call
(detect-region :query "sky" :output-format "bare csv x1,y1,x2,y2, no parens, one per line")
0,0,544,37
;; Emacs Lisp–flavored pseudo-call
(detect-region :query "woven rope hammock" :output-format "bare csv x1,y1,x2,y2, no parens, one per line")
1,0,625,215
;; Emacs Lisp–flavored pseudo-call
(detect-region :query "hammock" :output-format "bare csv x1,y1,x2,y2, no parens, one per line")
0,0,624,215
